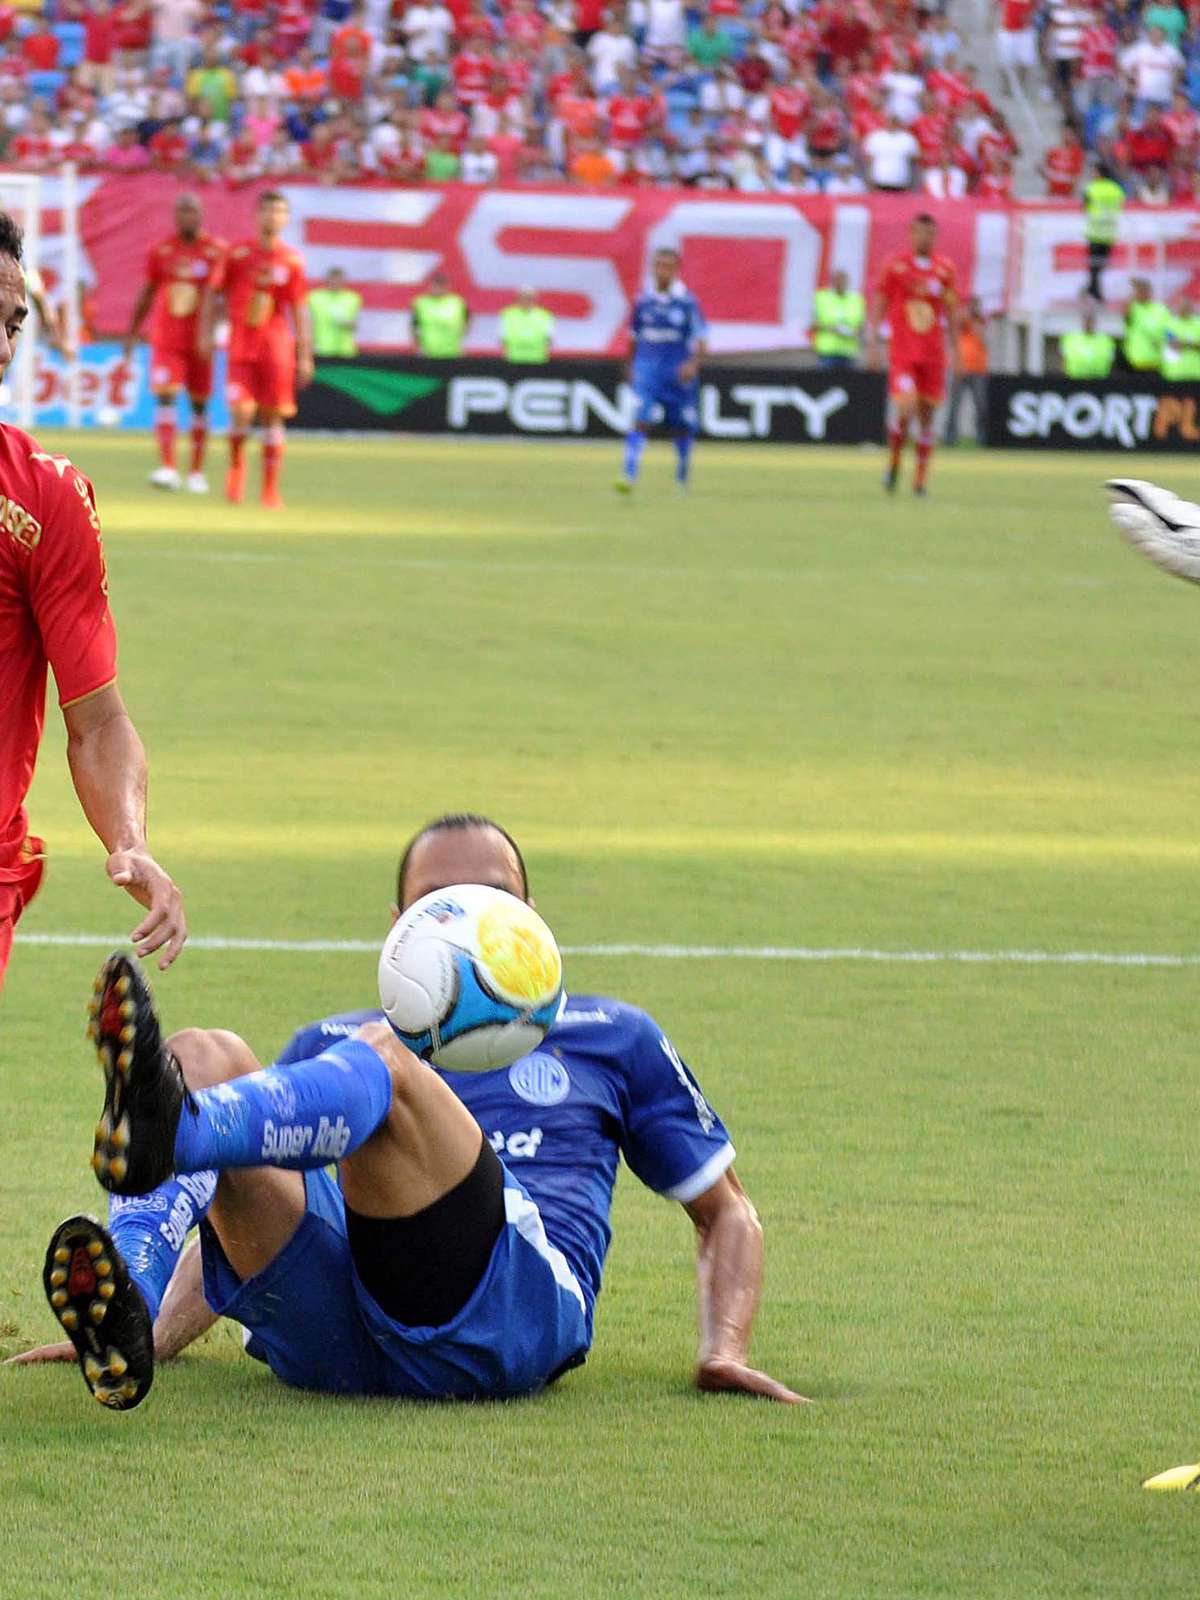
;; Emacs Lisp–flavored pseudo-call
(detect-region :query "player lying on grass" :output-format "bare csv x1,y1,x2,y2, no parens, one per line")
16,814,803,1411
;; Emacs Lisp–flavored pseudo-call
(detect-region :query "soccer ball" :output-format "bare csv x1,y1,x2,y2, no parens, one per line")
378,883,564,1072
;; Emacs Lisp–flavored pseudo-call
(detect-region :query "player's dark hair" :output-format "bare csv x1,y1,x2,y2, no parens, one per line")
258,189,287,206
0,211,24,266
913,212,935,227
396,814,530,905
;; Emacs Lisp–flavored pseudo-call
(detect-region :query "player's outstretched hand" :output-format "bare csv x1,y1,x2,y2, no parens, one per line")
107,848,187,969
4,1339,75,1364
695,1356,811,1404
1108,478,1200,585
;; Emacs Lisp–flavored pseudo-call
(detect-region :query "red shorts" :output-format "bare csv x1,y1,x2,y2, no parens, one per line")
150,346,213,401
0,842,45,994
227,352,297,418
888,358,946,405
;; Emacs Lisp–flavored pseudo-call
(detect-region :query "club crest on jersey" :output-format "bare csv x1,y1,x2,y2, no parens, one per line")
509,1053,571,1107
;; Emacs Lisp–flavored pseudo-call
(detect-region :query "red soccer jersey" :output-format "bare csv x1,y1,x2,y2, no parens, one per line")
420,105,469,145
912,110,950,162
217,238,306,364
0,430,116,874
1044,140,1083,195
1079,23,1117,79
876,250,958,368
976,166,1013,200
1165,107,1200,155
451,50,493,104
606,94,650,148
22,30,59,69
146,232,223,356
1001,0,1034,28
770,83,810,138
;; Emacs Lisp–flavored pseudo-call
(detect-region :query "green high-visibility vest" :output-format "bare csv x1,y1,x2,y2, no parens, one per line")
412,292,467,358
307,288,362,358
499,303,555,364
1123,299,1172,371
1083,177,1125,245
1164,314,1200,380
1060,329,1115,379
811,287,865,357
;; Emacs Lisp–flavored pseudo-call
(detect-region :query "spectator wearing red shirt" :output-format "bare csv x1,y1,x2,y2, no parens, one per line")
503,0,543,50
22,20,60,72
736,43,771,95
222,127,262,183
148,119,191,173
808,90,849,158
1042,123,1085,196
573,0,605,48
976,153,1014,199
451,44,493,104
420,87,468,145
996,0,1037,91
605,66,651,167
112,0,152,53
1128,104,1174,170
912,94,950,163
1164,88,1200,159
769,78,811,141
10,109,56,170
456,0,496,46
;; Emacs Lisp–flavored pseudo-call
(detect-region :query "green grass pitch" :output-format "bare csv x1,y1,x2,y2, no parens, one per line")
3,433,1200,1598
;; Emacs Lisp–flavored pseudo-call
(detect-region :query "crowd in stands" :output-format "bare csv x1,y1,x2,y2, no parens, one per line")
0,0,1028,195
1035,0,1200,202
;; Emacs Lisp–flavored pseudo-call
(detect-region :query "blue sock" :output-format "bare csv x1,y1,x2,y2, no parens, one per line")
172,1039,393,1176
674,434,693,484
108,1171,218,1323
623,431,645,481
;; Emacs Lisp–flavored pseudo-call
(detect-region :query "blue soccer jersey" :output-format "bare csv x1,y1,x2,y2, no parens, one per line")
627,282,707,436
276,995,735,1331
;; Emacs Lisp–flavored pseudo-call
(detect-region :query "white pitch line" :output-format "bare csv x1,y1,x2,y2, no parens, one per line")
14,933,1200,967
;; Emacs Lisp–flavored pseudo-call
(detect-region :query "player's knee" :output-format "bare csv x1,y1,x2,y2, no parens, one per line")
168,1026,261,1090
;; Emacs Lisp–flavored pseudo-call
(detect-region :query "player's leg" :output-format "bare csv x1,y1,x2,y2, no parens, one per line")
885,376,916,491
149,358,182,490
186,351,213,493
225,375,255,503
913,393,940,495
618,387,654,493
667,386,698,489
259,406,286,511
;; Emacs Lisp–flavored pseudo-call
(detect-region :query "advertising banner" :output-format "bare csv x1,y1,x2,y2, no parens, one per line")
296,356,886,442
18,173,1011,355
986,374,1200,451
0,342,230,430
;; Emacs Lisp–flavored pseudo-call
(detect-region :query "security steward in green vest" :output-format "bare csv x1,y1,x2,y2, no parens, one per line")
1121,277,1172,374
307,266,363,358
1083,162,1125,302
808,270,865,370
412,270,468,358
1060,300,1116,379
1163,296,1200,381
499,288,555,364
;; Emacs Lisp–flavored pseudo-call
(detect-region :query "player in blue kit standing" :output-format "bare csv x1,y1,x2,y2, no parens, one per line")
617,245,707,494
21,814,803,1411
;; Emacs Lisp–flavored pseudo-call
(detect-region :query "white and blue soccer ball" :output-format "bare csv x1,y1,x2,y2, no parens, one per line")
378,883,564,1072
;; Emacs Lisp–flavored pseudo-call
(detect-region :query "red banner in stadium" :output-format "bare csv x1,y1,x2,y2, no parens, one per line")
42,175,1012,354
21,175,1198,354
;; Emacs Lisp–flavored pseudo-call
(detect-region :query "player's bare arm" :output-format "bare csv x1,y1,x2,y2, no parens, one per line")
63,682,186,968
686,1168,808,1404
677,335,706,388
866,290,887,369
292,297,314,389
124,279,156,358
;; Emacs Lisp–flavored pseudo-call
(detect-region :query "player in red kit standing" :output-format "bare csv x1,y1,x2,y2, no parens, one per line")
125,194,224,495
868,212,960,498
0,213,187,995
208,191,312,510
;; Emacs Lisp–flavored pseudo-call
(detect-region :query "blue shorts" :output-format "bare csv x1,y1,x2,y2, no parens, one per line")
200,1165,591,1400
632,373,699,434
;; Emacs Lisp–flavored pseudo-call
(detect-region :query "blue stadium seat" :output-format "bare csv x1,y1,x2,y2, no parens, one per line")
53,21,84,69
26,68,66,105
